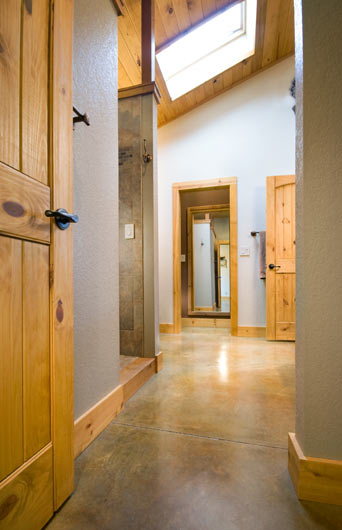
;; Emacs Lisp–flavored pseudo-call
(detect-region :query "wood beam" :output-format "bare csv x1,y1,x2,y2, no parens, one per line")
142,0,155,83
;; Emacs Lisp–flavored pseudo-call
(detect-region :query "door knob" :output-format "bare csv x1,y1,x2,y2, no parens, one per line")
45,208,79,230
269,263,281,270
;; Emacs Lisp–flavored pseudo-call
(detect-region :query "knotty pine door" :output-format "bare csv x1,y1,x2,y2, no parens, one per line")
266,175,296,341
0,1,74,527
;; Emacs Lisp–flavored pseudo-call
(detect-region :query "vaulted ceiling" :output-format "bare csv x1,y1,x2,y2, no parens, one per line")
118,0,295,127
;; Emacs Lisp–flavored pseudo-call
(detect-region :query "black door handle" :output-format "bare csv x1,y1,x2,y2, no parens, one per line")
45,208,79,230
269,263,281,270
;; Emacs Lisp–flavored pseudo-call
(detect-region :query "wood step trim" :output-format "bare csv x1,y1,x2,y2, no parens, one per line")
288,433,342,506
74,353,163,458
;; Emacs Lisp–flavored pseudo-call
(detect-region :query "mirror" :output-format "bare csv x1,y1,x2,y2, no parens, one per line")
189,206,230,315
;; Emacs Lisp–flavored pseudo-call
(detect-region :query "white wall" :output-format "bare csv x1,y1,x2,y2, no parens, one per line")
158,57,295,326
73,0,120,419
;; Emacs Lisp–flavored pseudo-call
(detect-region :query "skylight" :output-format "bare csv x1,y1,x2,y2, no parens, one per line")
156,0,257,101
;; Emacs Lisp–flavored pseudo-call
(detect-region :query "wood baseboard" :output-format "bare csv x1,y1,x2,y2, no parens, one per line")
237,326,266,337
160,323,176,333
74,354,163,458
288,433,342,506
182,317,231,329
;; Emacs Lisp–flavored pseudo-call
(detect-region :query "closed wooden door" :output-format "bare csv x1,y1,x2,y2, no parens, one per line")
266,175,296,341
0,1,74,528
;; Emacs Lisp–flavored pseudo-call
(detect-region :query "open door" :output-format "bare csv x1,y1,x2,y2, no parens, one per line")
0,1,74,527
266,175,296,341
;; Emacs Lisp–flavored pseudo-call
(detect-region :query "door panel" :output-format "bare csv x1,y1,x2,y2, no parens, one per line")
0,0,74,525
23,242,50,460
0,445,53,530
22,0,49,184
0,163,50,242
266,175,296,341
0,237,23,481
0,0,21,169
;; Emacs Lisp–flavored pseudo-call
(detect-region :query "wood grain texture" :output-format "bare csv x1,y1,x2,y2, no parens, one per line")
0,445,53,529
118,0,295,126
159,323,176,333
0,237,23,481
21,0,49,183
74,354,163,458
0,162,50,242
50,0,74,509
182,317,230,328
266,175,295,341
288,433,342,506
23,242,50,460
0,0,21,168
74,385,124,459
237,326,266,337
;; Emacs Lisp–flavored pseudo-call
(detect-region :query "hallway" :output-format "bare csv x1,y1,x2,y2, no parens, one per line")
48,329,342,529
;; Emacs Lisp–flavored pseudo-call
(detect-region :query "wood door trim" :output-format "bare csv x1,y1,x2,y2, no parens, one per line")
50,0,74,510
173,178,237,335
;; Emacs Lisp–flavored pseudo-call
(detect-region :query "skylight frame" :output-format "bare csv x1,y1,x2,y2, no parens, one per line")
156,0,258,101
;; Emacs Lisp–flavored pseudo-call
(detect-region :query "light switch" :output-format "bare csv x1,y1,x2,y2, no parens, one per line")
181,254,186,262
240,246,250,256
125,224,135,239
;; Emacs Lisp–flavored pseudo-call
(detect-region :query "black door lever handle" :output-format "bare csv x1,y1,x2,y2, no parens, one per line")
269,263,281,270
45,208,79,230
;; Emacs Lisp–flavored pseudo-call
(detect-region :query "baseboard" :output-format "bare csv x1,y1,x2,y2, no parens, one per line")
160,323,176,333
182,317,231,328
74,353,163,458
288,433,342,506
237,326,266,337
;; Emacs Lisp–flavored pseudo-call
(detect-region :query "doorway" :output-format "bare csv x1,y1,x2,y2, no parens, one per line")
187,205,230,316
172,178,238,335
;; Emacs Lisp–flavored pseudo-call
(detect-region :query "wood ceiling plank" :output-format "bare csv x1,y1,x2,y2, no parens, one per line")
118,58,134,87
156,0,181,42
201,0,217,17
173,0,192,31
277,0,294,57
251,0,268,71
186,0,204,26
118,25,141,86
261,0,282,67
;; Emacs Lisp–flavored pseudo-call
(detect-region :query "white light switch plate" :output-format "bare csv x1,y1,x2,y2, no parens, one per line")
125,224,135,239
181,254,186,262
240,246,250,256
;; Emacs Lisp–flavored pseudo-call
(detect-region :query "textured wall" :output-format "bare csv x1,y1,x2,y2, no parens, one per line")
158,58,295,326
119,94,159,357
295,0,342,460
73,0,120,419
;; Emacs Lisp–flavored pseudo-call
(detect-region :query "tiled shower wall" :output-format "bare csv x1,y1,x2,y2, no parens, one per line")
118,94,159,357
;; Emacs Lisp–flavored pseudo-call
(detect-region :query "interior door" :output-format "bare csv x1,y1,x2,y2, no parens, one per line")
0,1,74,527
266,175,296,341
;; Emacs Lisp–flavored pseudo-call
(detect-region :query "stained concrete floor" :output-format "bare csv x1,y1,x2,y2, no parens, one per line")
48,328,342,529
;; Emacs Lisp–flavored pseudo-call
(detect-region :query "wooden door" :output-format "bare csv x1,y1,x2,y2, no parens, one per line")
266,175,296,341
0,1,74,527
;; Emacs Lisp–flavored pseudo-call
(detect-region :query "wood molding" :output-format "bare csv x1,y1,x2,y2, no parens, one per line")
182,317,231,329
118,82,161,103
237,327,266,338
288,433,342,506
74,354,163,458
172,178,238,335
160,323,176,333
74,385,124,458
